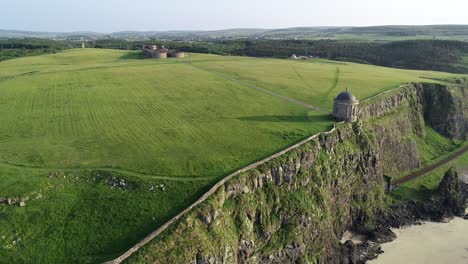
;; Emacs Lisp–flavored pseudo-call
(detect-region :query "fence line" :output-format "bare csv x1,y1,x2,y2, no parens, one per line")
105,122,344,264
360,83,409,103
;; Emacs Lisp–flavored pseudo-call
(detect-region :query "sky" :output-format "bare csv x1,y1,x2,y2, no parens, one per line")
2,0,468,32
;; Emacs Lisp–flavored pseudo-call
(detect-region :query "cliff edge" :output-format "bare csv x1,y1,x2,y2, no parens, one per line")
122,80,467,264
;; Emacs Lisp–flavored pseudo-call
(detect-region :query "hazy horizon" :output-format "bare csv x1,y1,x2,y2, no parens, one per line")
2,0,468,33
4,24,468,34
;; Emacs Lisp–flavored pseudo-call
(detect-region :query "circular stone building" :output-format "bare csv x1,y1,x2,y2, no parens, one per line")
333,88,359,122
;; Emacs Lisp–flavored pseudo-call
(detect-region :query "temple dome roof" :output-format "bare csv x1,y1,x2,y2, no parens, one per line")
335,89,358,103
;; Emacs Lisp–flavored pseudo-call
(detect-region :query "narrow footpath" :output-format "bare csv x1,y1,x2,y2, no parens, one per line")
187,63,325,112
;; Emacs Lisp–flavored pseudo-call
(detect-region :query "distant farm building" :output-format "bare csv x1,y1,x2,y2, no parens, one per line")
290,54,316,60
333,88,359,122
142,45,185,59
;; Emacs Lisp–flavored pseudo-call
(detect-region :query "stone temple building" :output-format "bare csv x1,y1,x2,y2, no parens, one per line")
142,45,185,59
333,88,359,122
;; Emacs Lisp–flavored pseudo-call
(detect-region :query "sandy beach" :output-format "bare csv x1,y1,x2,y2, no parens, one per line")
370,217,468,264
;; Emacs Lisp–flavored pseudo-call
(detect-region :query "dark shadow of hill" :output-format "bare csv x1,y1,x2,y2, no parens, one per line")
238,114,333,123
119,51,143,60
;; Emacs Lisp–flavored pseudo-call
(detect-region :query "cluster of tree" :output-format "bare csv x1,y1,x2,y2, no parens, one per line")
236,39,468,73
90,39,244,55
0,38,73,62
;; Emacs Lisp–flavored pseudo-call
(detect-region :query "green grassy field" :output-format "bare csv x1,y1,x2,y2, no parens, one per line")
0,48,463,262
0,50,336,178
0,166,213,263
190,56,460,110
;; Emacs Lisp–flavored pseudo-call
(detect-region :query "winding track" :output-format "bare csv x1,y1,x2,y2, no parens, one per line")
393,145,468,186
188,63,326,112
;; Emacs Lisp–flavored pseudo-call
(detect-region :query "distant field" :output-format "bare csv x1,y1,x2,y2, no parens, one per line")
191,57,459,110
0,49,462,262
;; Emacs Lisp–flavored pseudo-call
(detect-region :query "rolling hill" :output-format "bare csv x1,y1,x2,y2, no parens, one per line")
0,49,462,263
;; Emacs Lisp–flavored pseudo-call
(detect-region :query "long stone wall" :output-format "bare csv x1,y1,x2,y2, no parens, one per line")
122,117,388,263
359,85,412,119
105,123,343,264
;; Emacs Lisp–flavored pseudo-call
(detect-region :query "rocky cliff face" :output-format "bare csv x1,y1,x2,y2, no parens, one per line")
128,123,385,264
376,166,468,231
360,79,468,140
418,81,468,140
124,80,467,264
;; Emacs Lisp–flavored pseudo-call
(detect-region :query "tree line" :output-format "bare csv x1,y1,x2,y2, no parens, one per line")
237,39,468,73
90,38,468,73
0,38,72,62
2,38,468,73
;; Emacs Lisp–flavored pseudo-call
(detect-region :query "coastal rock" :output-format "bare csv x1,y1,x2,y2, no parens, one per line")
380,166,468,230
368,227,396,244
342,240,383,264
436,167,467,217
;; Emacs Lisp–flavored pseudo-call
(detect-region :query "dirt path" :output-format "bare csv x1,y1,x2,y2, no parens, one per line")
188,63,325,112
393,145,468,186
324,67,340,98
289,64,315,91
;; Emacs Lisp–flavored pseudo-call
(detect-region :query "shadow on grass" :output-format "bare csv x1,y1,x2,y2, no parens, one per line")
237,114,333,123
389,185,433,202
119,51,143,60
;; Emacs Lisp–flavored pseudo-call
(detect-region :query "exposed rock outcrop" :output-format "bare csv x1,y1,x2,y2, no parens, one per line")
344,166,468,263
1,197,27,207
360,80,468,140
383,167,467,226
127,122,385,264
418,81,468,140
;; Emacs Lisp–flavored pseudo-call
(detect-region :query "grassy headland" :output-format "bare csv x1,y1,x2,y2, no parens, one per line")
0,48,464,262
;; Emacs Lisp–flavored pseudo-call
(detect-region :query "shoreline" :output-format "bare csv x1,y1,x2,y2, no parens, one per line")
340,167,468,263
369,216,468,264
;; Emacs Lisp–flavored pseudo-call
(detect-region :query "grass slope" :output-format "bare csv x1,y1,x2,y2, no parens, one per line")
0,49,462,262
0,165,213,263
190,57,460,110
0,49,333,178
